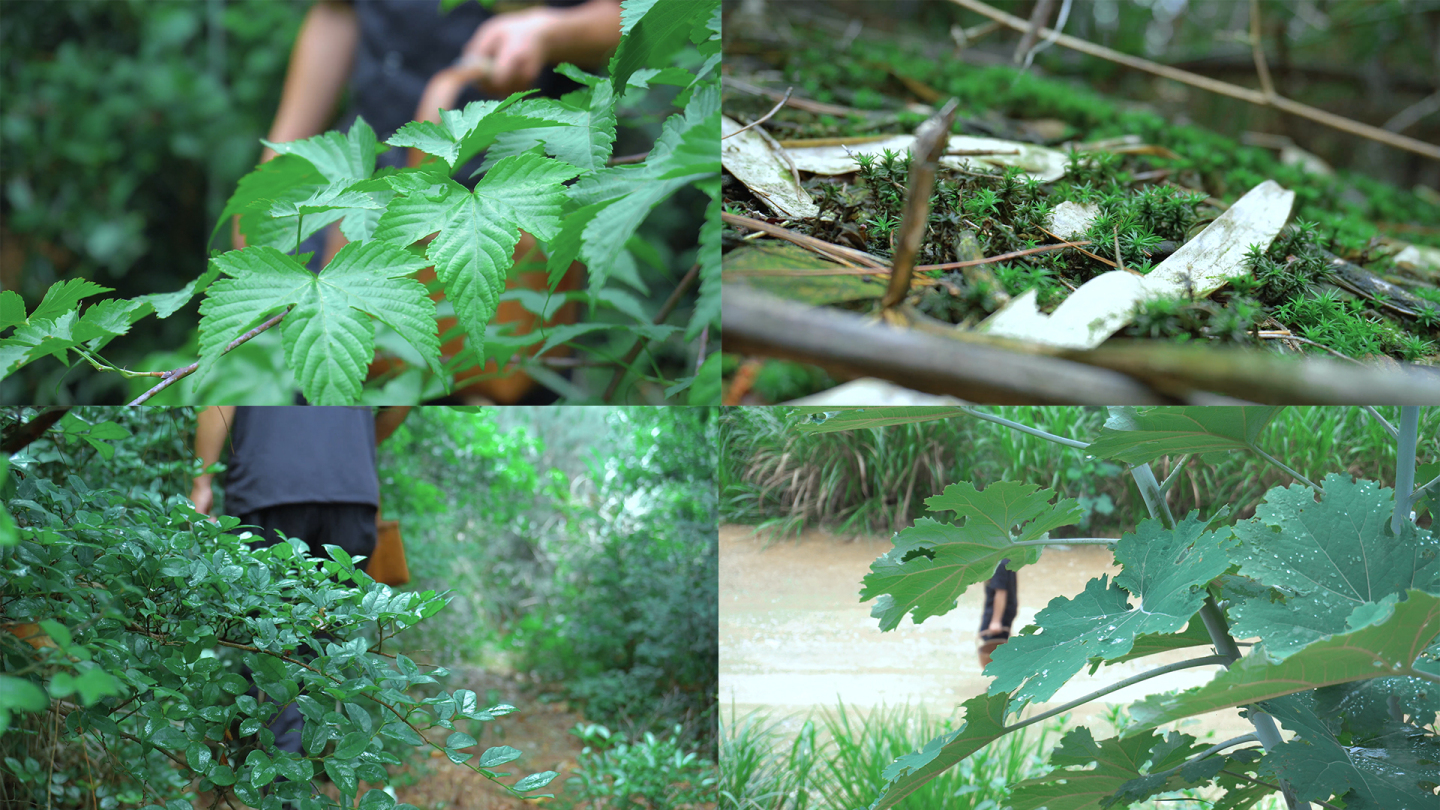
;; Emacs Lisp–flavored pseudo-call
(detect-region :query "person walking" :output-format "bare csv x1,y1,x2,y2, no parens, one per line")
978,558,1018,669
190,405,410,755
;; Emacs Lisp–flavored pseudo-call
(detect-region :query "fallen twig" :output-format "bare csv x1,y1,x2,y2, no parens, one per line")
722,212,889,268
723,87,793,140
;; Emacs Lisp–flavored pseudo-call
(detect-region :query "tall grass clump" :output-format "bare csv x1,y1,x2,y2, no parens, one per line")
719,406,1434,540
720,702,1060,810
719,700,1293,810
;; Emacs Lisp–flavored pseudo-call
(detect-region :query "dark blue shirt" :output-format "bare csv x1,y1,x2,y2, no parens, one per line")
221,406,379,515
980,558,1018,631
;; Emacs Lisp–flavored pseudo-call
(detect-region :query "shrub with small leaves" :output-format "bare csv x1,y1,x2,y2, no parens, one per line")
0,409,556,809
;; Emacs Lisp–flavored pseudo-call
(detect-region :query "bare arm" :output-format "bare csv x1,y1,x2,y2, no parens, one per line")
233,1,358,248
987,589,1008,633
263,0,360,161
191,406,237,516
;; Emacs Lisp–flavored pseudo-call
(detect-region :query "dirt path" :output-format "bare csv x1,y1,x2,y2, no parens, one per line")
720,524,1255,743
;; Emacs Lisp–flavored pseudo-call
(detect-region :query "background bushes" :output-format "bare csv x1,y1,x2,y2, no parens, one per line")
720,406,1437,539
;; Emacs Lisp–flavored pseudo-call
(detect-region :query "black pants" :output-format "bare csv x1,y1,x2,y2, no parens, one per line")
235,502,378,756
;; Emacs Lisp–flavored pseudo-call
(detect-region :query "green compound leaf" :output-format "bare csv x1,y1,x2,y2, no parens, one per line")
387,95,565,170
861,481,1083,631
197,244,437,404
264,117,379,183
28,278,114,323
575,171,696,289
1,289,27,330
1258,691,1440,810
989,512,1234,706
221,155,323,220
1227,474,1440,658
371,177,467,247
609,0,717,96
643,82,719,180
868,691,1009,809
427,153,578,353
690,191,720,340
472,151,579,242
481,88,617,175
1127,589,1440,733
1085,405,1284,464
1010,727,1214,810
267,181,384,219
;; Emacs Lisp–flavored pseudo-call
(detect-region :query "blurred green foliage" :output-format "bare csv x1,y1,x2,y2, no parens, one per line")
2,0,305,402
720,405,1436,540
376,407,718,755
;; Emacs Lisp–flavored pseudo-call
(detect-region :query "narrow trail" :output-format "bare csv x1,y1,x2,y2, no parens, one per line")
720,525,1255,743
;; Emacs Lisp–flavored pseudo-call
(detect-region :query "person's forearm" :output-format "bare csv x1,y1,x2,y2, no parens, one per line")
262,0,359,162
989,590,1008,629
193,406,236,489
538,0,623,67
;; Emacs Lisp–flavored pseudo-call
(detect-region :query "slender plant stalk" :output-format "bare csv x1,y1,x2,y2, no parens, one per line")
1393,406,1419,533
1414,472,1440,506
1010,537,1115,548
603,262,700,402
1158,454,1189,495
1147,732,1258,781
127,310,289,405
1246,442,1322,494
1126,452,1305,810
1360,405,1398,440
961,406,1090,449
1004,654,1231,734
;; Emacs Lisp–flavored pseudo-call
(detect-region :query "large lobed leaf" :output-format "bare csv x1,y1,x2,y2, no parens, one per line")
197,244,437,404
1010,726,1224,810
988,512,1234,706
1085,405,1284,464
1126,589,1440,732
868,692,1010,809
1258,691,1440,810
861,481,1083,631
1226,473,1440,657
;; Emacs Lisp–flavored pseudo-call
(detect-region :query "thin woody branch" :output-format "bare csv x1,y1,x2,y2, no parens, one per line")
127,310,288,406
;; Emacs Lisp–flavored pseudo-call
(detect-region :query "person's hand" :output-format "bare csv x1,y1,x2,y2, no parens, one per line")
460,7,556,97
190,480,215,519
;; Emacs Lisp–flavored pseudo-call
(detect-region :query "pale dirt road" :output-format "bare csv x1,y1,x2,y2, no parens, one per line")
719,524,1257,744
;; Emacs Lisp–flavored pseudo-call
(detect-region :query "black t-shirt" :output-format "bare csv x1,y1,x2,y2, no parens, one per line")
221,406,379,515
980,558,1018,632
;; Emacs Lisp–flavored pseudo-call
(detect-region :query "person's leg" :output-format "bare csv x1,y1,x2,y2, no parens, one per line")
233,505,326,759
312,503,378,564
